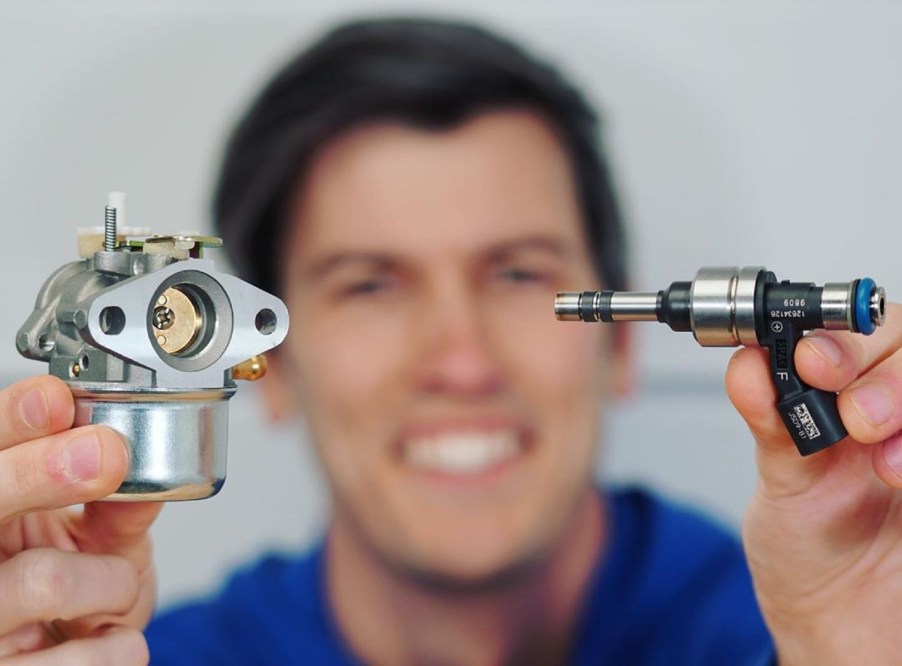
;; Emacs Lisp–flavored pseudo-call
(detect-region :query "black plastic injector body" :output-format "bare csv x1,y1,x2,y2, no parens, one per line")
555,267,887,456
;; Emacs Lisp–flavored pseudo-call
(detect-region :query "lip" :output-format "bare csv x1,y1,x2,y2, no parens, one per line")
400,415,531,440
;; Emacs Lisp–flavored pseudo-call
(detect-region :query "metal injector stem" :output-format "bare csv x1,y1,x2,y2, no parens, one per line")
555,267,888,456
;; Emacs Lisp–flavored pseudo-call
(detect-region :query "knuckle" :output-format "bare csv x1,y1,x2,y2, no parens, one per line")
13,450,41,497
94,628,149,666
9,549,67,619
118,628,151,665
104,556,140,607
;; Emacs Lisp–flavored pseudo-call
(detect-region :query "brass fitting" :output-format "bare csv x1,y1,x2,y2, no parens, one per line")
231,354,267,381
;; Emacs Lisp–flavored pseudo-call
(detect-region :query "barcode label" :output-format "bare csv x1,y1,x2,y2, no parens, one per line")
794,403,821,440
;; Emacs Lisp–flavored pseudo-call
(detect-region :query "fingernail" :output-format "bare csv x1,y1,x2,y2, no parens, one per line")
18,387,49,431
850,384,896,426
805,335,843,367
63,432,102,481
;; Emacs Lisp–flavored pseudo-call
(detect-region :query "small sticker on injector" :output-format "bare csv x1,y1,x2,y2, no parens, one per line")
793,403,821,440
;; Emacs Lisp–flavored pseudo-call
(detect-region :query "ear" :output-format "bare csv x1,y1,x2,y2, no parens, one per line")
257,350,296,422
607,321,635,398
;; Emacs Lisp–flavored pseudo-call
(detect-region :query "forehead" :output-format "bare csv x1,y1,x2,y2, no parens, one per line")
285,110,588,262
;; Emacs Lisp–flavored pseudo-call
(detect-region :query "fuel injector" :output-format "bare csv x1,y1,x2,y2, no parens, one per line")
555,267,887,456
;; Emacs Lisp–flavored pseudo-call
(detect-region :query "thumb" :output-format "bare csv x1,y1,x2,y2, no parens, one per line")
725,346,840,498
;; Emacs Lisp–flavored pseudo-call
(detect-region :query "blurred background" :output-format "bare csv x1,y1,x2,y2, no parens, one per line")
2,0,901,608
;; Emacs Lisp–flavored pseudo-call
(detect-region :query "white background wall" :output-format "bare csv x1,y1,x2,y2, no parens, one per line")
2,1,901,607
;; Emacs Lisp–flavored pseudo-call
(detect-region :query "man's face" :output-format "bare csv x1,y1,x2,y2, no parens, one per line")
268,110,627,584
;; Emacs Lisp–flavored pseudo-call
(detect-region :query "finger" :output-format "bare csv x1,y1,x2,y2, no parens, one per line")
78,503,163,552
1,626,148,666
834,346,902,444
0,427,128,522
0,549,138,636
0,377,74,451
0,624,46,657
55,504,163,640
871,432,902,488
70,503,163,571
725,346,838,496
795,302,902,392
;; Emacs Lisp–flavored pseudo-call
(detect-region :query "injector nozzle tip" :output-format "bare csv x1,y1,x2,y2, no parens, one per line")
555,292,583,321
873,286,887,327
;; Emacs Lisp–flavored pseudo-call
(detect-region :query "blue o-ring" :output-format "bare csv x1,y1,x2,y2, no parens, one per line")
855,278,877,335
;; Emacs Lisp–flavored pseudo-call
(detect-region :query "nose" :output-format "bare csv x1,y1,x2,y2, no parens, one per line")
415,281,505,397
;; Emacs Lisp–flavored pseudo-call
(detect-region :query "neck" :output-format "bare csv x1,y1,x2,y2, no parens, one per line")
325,488,606,666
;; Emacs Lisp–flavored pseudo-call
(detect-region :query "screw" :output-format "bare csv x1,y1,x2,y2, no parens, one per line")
153,306,175,330
104,206,117,252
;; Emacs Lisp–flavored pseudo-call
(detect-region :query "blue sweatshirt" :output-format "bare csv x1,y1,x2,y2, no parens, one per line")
145,488,774,664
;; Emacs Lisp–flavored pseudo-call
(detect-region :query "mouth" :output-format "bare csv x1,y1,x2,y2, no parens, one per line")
401,427,527,478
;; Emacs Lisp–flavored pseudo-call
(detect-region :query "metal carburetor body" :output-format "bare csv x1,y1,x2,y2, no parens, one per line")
16,193,289,501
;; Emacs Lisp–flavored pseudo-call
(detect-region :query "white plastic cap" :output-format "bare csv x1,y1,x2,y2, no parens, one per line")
107,191,127,227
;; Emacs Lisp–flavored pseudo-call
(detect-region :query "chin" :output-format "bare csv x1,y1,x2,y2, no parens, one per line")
396,549,543,594
385,526,550,593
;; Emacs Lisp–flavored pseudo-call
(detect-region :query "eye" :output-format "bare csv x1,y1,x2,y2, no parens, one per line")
344,278,391,296
495,266,547,284
337,271,405,298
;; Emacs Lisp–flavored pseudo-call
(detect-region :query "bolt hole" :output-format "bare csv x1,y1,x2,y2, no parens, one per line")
80,355,89,370
255,309,277,335
100,306,126,335
37,334,54,352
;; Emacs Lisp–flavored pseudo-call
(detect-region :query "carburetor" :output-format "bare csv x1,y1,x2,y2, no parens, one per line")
16,193,289,501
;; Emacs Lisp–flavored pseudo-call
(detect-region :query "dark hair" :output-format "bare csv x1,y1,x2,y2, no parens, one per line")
213,17,627,294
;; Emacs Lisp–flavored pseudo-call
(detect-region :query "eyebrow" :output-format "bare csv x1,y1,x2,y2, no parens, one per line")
302,254,398,281
483,236,576,260
302,235,577,280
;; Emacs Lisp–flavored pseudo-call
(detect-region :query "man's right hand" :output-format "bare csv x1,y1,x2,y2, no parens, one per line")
0,375,161,664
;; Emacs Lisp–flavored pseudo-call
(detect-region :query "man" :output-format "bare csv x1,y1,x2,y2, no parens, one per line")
0,17,900,665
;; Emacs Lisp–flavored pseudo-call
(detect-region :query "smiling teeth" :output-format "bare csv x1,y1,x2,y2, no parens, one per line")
405,431,519,474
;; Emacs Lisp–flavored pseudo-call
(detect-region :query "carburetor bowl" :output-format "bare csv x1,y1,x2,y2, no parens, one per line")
16,193,289,501
71,386,233,501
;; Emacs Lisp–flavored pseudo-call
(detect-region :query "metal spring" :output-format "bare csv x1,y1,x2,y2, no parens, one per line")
104,206,117,251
